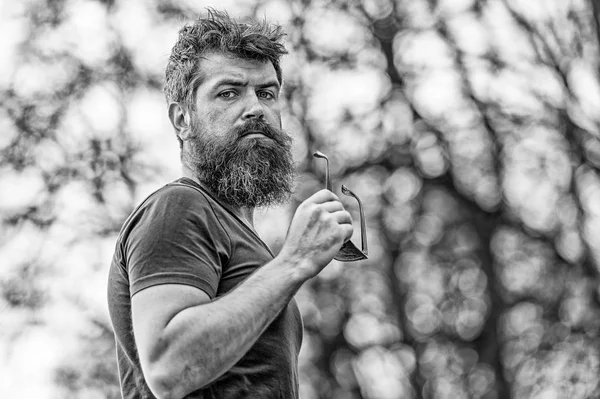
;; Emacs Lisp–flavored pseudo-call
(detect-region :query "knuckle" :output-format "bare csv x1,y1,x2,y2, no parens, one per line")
310,202,324,214
319,210,333,224
305,202,317,211
302,202,318,216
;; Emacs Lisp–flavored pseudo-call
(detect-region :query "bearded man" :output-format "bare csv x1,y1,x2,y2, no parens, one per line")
107,9,353,399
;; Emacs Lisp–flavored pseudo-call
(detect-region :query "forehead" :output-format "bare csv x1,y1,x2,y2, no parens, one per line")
196,52,278,87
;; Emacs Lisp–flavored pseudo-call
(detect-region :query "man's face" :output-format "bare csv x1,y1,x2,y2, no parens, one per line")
182,52,295,208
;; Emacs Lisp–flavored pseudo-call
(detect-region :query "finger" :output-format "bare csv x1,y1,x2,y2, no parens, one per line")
340,224,354,242
319,200,345,213
332,209,353,226
308,189,340,204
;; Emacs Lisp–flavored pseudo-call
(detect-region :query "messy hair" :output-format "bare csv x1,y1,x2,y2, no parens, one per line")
164,8,287,109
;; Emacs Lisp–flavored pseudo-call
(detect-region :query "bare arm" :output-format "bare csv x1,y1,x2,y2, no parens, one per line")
132,189,353,399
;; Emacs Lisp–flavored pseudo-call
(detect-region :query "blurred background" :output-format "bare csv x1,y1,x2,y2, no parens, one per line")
2,0,600,397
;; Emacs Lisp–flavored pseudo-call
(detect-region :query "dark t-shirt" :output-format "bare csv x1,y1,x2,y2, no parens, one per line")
107,177,303,399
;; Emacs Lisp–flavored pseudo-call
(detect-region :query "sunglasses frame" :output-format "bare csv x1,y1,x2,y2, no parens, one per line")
313,151,368,262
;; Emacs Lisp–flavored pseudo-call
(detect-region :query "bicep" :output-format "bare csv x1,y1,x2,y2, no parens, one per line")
132,284,211,367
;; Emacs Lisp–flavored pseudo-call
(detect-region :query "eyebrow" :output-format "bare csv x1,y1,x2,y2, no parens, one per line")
212,78,280,91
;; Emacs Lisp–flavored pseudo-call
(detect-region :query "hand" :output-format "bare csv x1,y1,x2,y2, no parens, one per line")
279,189,353,278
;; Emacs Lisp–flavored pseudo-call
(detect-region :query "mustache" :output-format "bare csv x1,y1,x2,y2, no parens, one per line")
234,119,289,146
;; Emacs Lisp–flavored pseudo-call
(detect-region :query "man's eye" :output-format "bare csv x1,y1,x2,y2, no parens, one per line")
219,91,236,99
257,91,275,100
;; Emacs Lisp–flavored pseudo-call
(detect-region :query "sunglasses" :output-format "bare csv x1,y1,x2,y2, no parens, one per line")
314,151,368,262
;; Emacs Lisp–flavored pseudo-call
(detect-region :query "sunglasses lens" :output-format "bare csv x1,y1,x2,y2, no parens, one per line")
334,240,368,262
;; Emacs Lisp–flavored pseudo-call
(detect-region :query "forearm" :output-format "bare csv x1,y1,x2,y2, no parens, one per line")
152,255,308,398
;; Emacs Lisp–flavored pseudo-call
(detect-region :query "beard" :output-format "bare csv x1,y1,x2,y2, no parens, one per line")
184,117,296,208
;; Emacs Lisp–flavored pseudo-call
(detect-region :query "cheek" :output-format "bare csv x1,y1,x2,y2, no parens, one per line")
202,108,240,141
266,107,282,128
197,110,224,135
206,106,240,128
204,108,222,124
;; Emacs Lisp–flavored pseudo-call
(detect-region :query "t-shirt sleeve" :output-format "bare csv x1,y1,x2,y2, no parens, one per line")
123,184,231,298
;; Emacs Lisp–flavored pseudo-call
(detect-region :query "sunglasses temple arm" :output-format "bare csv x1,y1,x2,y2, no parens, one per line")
325,158,331,191
341,185,368,256
313,151,332,191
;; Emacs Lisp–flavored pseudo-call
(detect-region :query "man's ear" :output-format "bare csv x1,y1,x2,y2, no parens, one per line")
168,102,193,141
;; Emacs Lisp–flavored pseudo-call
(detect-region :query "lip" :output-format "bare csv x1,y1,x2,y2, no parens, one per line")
241,132,268,139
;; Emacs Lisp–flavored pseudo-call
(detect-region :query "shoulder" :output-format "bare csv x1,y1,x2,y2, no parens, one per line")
152,181,208,203
118,180,225,240
142,181,216,216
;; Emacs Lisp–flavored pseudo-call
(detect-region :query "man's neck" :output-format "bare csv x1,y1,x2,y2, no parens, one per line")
181,167,256,229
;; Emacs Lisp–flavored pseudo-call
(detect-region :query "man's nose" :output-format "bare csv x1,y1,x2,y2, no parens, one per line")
242,93,265,120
